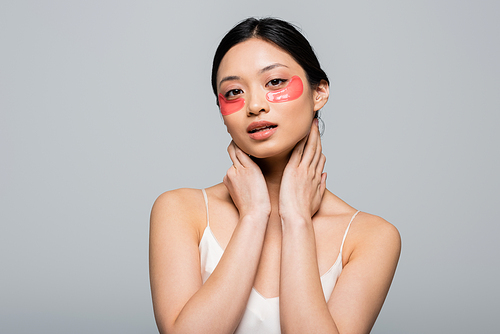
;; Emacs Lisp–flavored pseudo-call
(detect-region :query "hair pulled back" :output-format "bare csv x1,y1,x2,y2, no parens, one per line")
211,17,329,108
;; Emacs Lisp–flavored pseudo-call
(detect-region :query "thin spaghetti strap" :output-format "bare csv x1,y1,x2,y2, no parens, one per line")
201,189,210,228
339,210,360,253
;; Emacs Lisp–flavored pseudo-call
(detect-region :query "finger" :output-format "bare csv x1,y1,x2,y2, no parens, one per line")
223,174,232,189
227,141,243,168
316,153,326,178
289,134,308,166
301,120,319,165
232,143,256,168
311,124,323,167
319,172,327,197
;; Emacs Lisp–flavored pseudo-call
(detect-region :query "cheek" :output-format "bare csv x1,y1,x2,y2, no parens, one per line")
266,76,303,103
218,94,245,116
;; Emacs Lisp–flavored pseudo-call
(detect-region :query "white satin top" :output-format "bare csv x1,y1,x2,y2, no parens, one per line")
199,189,359,333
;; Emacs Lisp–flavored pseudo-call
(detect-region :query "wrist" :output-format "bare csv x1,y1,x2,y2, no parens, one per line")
279,213,311,228
239,211,271,226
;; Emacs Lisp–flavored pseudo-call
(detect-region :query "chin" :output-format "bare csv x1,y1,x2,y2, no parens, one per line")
231,128,309,160
248,151,277,159
239,141,298,160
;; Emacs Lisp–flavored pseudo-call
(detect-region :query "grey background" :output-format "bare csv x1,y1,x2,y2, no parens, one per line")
1,1,498,333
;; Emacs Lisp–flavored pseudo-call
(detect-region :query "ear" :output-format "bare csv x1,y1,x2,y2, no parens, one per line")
313,80,329,112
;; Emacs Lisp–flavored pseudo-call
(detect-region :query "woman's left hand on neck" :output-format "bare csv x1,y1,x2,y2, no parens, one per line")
278,119,327,225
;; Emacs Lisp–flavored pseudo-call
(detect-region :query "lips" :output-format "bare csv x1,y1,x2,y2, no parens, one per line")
247,121,278,140
246,121,278,133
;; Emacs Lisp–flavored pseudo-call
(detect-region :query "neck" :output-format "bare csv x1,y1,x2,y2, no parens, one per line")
251,149,292,201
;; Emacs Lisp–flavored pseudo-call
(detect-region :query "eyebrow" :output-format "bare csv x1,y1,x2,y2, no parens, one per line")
218,63,289,89
218,75,241,89
259,63,288,74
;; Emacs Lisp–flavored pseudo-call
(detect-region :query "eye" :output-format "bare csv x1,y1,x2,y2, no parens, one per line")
224,89,243,99
266,78,287,88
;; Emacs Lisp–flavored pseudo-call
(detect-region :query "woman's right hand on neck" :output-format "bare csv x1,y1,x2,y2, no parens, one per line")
223,141,272,220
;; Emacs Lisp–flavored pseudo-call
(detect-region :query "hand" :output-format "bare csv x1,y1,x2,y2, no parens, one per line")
279,119,327,222
223,141,272,219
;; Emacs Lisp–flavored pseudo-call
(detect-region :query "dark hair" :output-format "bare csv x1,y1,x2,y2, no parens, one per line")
211,17,329,120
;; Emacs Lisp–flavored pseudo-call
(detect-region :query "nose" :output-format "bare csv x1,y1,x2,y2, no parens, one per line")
246,88,269,116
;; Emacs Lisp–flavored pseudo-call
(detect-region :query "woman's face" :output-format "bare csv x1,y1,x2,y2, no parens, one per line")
216,38,329,159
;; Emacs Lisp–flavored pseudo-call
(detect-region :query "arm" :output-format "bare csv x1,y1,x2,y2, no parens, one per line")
280,212,400,333
150,143,271,334
278,121,401,333
326,216,401,333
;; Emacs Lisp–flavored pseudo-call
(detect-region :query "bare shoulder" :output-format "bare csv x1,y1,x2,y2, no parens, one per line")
320,190,401,261
346,211,401,265
152,188,204,214
153,188,203,209
150,188,207,238
151,188,203,215
353,212,400,247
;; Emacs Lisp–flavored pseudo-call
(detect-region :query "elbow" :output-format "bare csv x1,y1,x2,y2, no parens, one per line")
153,311,177,334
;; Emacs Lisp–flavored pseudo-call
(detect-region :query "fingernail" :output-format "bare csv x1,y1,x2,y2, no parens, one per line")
314,118,319,126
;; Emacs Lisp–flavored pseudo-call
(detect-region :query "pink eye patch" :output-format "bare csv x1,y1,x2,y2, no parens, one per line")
266,76,303,103
218,94,245,116
218,76,303,115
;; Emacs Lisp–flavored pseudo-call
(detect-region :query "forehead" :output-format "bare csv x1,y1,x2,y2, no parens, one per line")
217,38,303,82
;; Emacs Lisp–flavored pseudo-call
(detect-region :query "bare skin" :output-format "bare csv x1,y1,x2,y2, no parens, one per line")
149,38,401,334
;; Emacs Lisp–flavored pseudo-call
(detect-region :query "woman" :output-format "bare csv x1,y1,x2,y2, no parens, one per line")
150,17,401,334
